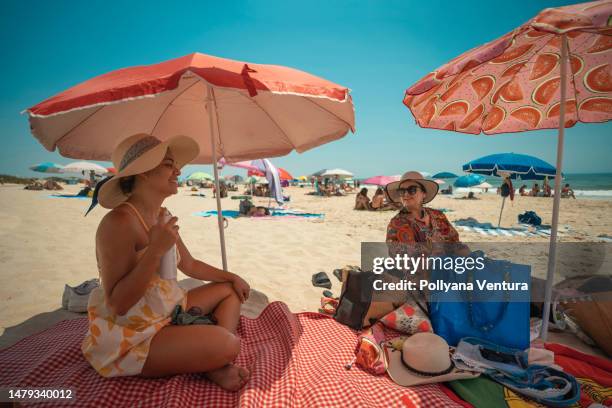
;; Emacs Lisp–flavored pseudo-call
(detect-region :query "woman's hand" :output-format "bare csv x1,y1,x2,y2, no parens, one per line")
148,212,179,257
231,275,250,303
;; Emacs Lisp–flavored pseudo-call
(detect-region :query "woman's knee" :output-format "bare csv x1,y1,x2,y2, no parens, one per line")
218,332,240,363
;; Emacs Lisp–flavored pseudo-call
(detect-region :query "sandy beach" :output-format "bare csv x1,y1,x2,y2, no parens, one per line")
1,182,611,345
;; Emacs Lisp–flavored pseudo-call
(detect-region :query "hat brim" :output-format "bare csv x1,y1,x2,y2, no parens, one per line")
385,347,479,387
98,135,199,209
385,179,439,204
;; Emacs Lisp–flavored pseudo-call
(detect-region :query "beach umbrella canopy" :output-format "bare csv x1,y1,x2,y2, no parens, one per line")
362,175,401,186
476,181,493,189
106,167,116,174
29,162,64,173
297,175,308,181
248,167,294,181
463,153,558,180
432,171,458,179
187,171,213,181
314,168,353,178
61,161,108,176
25,52,355,271
454,174,486,187
433,179,446,185
403,0,612,340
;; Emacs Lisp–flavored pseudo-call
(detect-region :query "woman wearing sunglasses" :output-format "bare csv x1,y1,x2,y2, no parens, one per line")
384,171,461,246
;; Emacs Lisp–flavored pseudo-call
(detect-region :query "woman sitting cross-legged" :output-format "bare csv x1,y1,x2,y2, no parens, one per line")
82,134,250,391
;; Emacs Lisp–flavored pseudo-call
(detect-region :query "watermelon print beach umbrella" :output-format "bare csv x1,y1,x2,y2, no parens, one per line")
403,0,612,340
24,52,355,270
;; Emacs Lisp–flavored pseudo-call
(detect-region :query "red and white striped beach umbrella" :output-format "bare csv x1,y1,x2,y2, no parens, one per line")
403,0,612,340
25,52,355,270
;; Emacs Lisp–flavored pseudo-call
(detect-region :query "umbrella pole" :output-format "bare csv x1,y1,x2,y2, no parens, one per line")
540,34,568,340
497,196,506,228
206,85,228,271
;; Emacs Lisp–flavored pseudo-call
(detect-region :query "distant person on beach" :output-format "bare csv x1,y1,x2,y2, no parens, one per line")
82,134,250,390
543,177,552,197
355,188,371,210
561,183,576,199
519,185,528,196
530,183,540,197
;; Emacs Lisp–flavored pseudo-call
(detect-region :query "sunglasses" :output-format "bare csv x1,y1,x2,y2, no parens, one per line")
398,185,423,196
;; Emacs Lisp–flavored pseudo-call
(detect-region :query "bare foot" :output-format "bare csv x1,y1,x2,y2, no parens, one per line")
205,364,250,391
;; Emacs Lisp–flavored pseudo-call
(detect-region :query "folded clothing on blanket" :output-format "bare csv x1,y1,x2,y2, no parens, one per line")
0,301,464,408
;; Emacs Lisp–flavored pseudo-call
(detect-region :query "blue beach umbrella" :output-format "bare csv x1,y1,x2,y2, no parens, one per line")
463,153,558,181
29,162,64,173
432,171,458,179
454,174,485,188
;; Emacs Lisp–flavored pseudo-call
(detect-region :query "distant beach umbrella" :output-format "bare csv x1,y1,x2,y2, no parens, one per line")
463,153,558,180
29,162,64,173
454,174,486,187
187,171,213,181
25,51,355,271
403,1,612,340
432,172,458,179
313,168,353,178
433,179,446,185
362,175,401,186
106,167,116,174
61,161,108,176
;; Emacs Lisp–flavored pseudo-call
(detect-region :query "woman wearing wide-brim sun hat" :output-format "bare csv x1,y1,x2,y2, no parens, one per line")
82,133,250,391
384,171,462,246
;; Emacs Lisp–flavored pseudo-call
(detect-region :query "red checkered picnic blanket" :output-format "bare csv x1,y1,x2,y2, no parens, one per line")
0,302,462,407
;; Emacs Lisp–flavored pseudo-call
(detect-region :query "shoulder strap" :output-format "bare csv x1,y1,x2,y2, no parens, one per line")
120,202,150,232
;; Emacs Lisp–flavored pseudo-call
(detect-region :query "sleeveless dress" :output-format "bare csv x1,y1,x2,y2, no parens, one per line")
81,202,187,377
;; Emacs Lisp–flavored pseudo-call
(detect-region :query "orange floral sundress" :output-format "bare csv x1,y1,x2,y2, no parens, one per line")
81,203,187,377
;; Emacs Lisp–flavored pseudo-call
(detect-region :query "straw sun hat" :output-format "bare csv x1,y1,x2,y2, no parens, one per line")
384,171,439,204
97,134,199,209
385,333,479,387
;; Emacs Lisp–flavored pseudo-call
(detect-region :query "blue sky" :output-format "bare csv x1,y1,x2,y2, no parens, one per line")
1,0,610,179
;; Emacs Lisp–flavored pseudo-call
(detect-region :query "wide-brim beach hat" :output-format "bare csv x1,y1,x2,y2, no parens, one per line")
98,134,199,209
384,332,479,387
384,171,439,204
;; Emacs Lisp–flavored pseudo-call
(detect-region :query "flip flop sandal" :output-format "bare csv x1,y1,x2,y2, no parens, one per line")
311,272,332,289
322,290,333,298
319,296,339,314
332,269,343,282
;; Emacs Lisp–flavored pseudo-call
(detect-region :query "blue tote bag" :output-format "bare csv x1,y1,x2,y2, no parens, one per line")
428,257,531,349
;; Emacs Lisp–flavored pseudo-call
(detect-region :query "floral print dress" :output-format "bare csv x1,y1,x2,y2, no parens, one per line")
81,203,187,377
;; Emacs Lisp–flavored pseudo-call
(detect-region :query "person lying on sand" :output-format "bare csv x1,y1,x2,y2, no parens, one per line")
519,185,528,196
247,206,271,217
82,134,250,391
354,188,371,210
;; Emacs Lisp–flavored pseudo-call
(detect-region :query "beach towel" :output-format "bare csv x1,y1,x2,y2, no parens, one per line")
194,210,323,219
544,343,612,407
453,218,561,238
0,302,462,407
48,194,89,200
